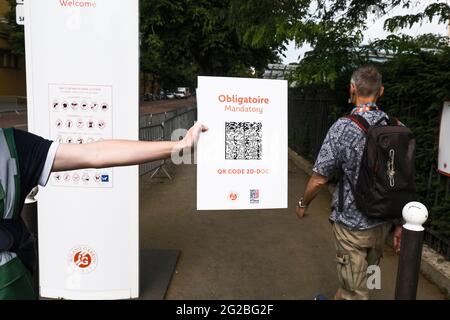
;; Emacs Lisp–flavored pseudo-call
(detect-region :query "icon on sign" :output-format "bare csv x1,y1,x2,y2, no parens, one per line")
66,119,73,129
66,137,73,144
101,175,109,183
82,173,90,182
56,119,63,128
76,119,84,129
250,189,260,204
91,103,98,111
81,102,88,110
54,173,61,182
94,174,101,182
62,102,68,110
76,137,83,144
87,120,94,129
72,173,80,182
53,101,59,110
101,103,109,111
229,192,238,201
64,173,71,182
71,102,78,110
98,121,106,129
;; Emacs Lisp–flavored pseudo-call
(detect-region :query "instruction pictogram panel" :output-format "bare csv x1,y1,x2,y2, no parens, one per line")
49,84,113,188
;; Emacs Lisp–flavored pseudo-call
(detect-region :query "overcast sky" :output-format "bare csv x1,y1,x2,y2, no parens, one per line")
283,0,450,63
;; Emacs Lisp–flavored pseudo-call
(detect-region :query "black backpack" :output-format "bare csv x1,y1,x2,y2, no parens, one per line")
339,114,416,220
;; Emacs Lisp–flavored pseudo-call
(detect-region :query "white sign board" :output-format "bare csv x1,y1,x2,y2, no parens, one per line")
438,101,450,177
24,0,139,299
197,77,288,210
15,3,24,25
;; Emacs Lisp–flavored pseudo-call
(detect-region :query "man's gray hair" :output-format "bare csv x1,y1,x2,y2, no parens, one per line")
351,65,383,97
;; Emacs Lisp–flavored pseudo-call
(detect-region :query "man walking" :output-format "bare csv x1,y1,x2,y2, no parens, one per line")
296,65,404,300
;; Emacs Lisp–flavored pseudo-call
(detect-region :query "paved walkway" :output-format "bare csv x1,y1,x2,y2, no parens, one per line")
139,160,444,300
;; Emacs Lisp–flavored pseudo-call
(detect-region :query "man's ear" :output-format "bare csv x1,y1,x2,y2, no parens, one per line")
379,86,384,98
350,83,357,95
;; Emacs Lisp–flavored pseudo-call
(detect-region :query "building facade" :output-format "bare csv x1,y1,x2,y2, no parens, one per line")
0,0,26,98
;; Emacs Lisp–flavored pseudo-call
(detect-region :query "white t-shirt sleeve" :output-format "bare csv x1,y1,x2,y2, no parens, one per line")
38,142,60,187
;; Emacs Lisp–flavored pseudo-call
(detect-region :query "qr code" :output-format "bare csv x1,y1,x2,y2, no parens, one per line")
225,122,262,160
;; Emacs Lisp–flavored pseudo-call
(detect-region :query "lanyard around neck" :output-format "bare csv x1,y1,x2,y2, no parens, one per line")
353,102,379,113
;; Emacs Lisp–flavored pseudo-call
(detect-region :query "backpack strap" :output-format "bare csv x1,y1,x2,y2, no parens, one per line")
338,115,369,212
343,114,370,134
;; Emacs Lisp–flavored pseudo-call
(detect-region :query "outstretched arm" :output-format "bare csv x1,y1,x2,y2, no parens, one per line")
51,122,207,172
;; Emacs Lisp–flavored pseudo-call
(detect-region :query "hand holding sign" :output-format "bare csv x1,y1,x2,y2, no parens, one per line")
181,122,209,150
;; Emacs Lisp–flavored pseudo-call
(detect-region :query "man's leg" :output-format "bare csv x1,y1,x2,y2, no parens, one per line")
366,223,392,272
332,223,372,300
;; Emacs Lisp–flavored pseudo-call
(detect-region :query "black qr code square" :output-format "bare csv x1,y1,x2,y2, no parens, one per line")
225,122,262,160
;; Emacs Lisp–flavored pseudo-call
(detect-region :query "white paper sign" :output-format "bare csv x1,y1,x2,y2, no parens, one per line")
16,4,24,25
438,101,450,176
197,77,288,210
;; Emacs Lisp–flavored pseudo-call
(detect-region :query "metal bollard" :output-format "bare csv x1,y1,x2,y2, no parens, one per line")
395,202,428,300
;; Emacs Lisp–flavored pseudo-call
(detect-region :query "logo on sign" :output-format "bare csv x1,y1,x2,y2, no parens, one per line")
69,245,97,273
229,192,238,201
101,175,109,182
250,189,260,204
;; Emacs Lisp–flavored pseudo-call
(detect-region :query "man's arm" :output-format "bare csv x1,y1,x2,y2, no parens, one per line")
295,119,345,219
296,173,328,218
52,122,207,172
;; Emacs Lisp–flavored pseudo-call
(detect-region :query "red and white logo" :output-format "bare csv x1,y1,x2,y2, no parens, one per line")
228,192,238,201
69,245,97,273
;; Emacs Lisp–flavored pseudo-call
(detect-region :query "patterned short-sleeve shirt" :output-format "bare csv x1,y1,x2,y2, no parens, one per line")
313,107,392,230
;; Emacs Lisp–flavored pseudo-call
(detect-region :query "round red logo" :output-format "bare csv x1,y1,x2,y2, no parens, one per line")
229,192,238,201
69,246,97,273
73,251,92,269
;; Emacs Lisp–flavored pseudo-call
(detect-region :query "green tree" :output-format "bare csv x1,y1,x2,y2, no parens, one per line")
5,0,24,55
139,0,304,88
288,0,450,86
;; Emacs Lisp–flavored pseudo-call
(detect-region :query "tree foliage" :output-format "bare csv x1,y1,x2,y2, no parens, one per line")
289,0,450,87
139,0,301,88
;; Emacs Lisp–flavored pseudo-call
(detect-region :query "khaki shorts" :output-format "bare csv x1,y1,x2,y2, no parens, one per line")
332,222,391,300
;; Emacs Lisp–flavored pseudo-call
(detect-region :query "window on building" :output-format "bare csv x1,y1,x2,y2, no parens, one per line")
0,50,20,69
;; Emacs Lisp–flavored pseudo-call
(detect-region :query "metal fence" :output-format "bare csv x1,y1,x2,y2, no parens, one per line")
288,87,450,260
139,107,197,178
0,96,27,114
288,87,335,161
